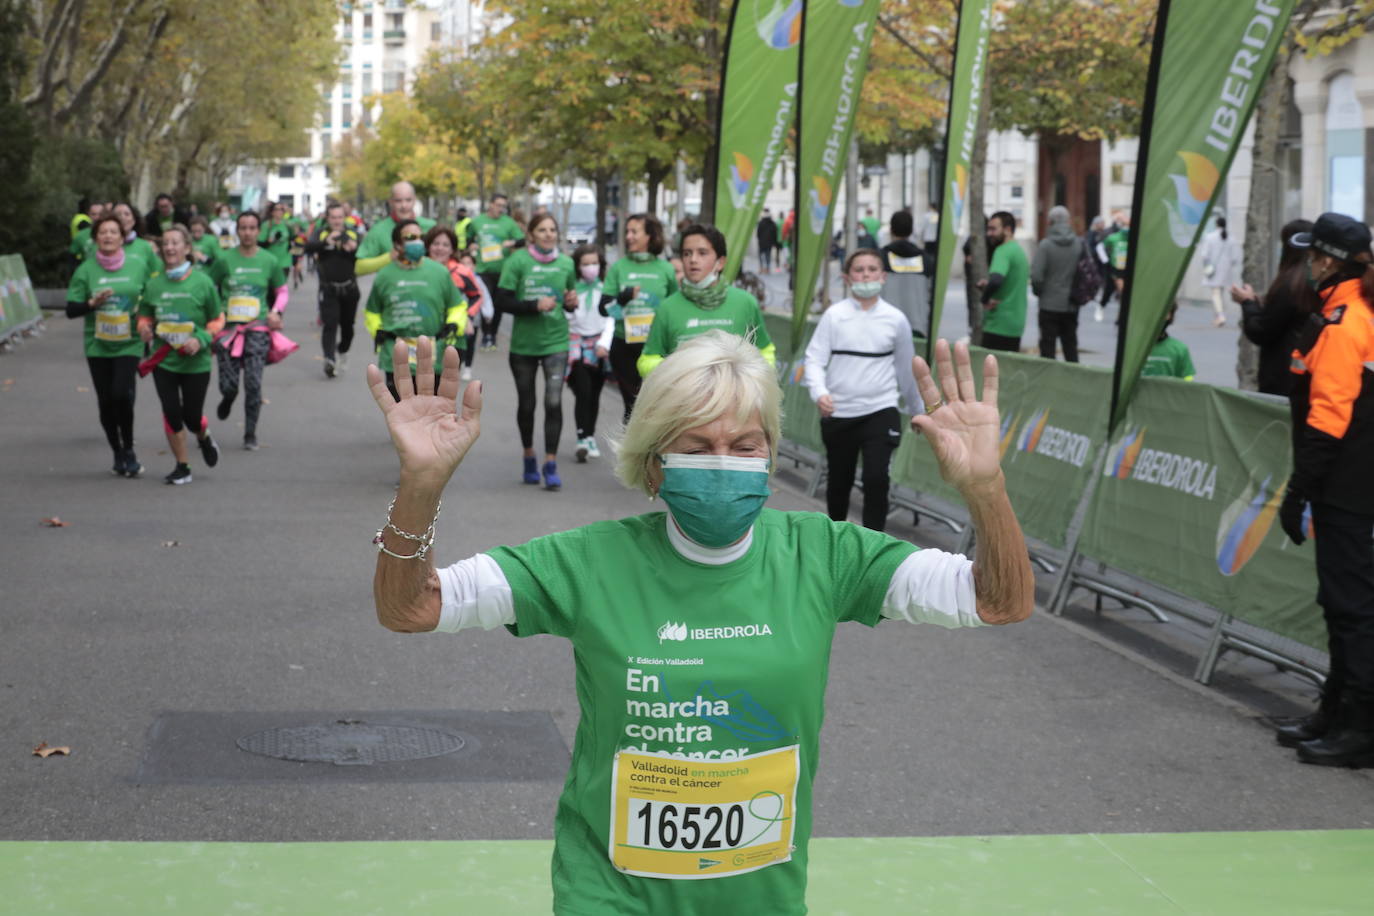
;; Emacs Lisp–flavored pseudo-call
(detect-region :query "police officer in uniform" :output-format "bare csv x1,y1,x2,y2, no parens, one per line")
1277,212,1374,768
305,202,361,378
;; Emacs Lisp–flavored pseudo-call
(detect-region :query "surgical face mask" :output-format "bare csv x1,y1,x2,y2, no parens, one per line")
402,239,426,262
682,270,719,290
851,280,883,299
657,453,771,549
166,260,192,280
580,264,600,282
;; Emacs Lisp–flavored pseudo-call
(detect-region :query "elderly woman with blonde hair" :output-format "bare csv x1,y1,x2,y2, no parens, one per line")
366,330,1033,915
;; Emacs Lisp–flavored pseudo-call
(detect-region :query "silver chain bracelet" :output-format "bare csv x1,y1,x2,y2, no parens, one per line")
372,496,442,560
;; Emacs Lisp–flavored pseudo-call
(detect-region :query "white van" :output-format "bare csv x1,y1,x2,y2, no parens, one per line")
538,186,598,248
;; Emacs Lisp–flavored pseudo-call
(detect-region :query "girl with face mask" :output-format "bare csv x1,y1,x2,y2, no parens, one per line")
364,219,466,402
568,244,609,462
597,214,677,422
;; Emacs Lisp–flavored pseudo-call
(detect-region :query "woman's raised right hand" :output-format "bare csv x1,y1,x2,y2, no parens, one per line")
367,337,482,492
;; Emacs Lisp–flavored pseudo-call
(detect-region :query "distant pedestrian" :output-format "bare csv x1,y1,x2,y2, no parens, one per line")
1200,216,1239,327
921,202,940,266
1231,218,1318,396
1031,206,1083,362
977,212,1027,352
1140,303,1195,379
860,207,880,243
756,209,779,273
143,193,189,243
880,209,929,341
1099,212,1130,321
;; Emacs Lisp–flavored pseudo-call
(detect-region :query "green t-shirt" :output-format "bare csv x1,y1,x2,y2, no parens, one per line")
498,248,577,357
137,268,223,374
260,220,293,269
470,213,524,273
365,258,458,373
860,216,880,240
492,508,916,914
357,216,439,262
603,256,678,343
66,257,151,358
210,247,286,325
984,239,1029,338
125,237,163,277
70,227,92,262
642,286,771,360
1142,335,1195,379
192,234,219,268
1104,229,1129,272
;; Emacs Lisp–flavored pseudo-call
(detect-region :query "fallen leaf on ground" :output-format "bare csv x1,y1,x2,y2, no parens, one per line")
76,386,89,392
32,742,71,758
161,540,179,548
41,517,69,527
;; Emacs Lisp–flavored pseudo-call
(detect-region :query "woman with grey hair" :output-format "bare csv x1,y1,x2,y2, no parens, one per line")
366,330,1033,913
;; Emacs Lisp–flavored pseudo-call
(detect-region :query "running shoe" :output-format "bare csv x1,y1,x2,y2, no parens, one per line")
337,352,349,373
1094,305,1105,323
460,367,472,381
199,432,220,468
586,437,601,459
111,449,126,476
243,433,259,451
324,357,336,378
164,463,192,486
522,456,540,485
217,390,237,420
542,461,561,491
575,438,589,463
122,450,143,478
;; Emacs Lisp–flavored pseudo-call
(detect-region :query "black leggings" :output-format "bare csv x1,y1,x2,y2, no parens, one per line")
608,337,644,424
86,356,139,451
568,358,605,438
319,280,360,361
215,330,270,436
153,368,210,435
384,370,444,403
509,352,565,454
480,271,503,338
820,407,901,531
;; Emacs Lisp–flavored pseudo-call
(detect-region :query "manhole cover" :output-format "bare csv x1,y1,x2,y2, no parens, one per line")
236,721,466,766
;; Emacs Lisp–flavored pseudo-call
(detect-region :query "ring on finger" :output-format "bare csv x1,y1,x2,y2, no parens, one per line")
926,397,945,414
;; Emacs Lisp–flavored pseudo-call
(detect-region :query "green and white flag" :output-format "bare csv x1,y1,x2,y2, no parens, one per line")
714,1,803,284
930,0,994,359
791,0,881,348
1111,0,1296,428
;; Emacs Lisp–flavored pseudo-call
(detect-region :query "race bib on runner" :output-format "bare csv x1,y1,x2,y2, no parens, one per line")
480,235,502,263
94,312,130,342
623,309,654,344
608,745,798,880
402,337,419,366
227,296,260,323
156,320,195,347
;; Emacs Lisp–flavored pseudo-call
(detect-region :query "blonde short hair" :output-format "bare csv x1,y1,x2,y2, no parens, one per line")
616,331,782,495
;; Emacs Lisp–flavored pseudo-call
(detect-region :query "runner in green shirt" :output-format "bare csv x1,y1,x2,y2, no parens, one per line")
189,216,219,269
638,223,773,377
497,212,578,489
979,211,1028,352
1141,304,1196,380
65,214,152,477
208,210,288,450
366,331,1034,915
363,218,464,395
470,193,525,349
136,225,224,485
1103,214,1131,302
259,202,294,277
599,213,677,421
110,202,162,276
355,181,437,277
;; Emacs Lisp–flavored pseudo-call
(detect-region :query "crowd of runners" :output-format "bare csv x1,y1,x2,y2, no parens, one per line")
62,182,776,490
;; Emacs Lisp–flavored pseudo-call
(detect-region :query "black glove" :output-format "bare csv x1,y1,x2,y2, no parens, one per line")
1279,487,1307,546
439,323,461,348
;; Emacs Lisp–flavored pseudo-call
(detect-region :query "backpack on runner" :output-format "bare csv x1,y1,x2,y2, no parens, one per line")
1070,238,1103,306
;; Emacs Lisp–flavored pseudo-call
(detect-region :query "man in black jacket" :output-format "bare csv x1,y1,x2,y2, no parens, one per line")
880,209,929,341
304,202,360,378
756,209,779,273
143,193,190,242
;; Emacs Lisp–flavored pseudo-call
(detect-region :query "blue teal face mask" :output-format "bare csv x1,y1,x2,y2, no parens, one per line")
657,453,771,548
403,240,426,263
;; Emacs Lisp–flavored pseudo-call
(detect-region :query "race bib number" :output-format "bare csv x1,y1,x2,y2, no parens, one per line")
889,254,924,274
480,235,502,263
402,337,419,366
227,296,260,323
94,311,130,342
623,309,655,344
609,745,798,880
156,320,195,347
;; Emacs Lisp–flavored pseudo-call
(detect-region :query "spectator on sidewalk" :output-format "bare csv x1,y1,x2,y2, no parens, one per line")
977,212,1027,352
1031,205,1083,362
756,209,779,274
880,209,929,342
1201,215,1240,327
1141,303,1195,379
1231,218,1318,396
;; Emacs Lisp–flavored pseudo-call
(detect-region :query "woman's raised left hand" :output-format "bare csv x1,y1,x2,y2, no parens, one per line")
910,339,1004,496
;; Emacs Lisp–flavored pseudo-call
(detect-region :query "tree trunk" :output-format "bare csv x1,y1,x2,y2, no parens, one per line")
698,0,722,224
1236,35,1297,390
963,92,991,344
594,174,609,249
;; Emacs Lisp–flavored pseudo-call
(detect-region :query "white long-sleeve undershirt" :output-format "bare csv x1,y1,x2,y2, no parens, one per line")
434,515,981,633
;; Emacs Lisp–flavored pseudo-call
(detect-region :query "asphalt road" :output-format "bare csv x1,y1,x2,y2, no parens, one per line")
1,271,1370,845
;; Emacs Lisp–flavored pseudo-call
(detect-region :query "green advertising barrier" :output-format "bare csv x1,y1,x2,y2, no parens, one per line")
765,311,825,455
0,255,43,344
1080,376,1323,651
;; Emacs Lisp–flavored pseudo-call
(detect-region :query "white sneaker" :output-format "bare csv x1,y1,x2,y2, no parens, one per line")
1094,305,1105,322
337,352,349,373
460,367,472,381
586,437,601,459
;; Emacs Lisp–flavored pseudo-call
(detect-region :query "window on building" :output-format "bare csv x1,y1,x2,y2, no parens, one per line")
1010,184,1024,200
363,12,372,27
431,22,441,42
382,71,403,93
342,106,353,129
1326,72,1365,219
361,72,372,95
388,13,402,29
320,134,332,158
342,81,352,99
362,106,373,128
279,165,295,179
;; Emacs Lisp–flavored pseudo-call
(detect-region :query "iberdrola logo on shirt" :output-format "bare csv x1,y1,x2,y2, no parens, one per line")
659,620,773,643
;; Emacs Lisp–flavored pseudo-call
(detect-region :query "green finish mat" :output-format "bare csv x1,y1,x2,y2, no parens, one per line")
3,831,1370,914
